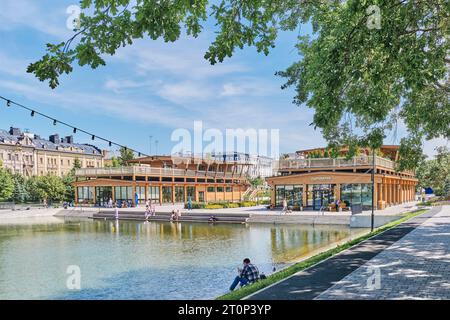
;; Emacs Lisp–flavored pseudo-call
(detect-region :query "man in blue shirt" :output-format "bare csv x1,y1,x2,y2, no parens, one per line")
229,258,260,291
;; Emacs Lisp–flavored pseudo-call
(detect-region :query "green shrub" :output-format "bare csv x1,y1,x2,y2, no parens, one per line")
209,201,228,207
205,204,224,209
238,201,257,207
184,202,207,209
184,200,260,209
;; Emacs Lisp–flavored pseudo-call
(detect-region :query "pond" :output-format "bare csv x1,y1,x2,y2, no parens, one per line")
0,218,366,299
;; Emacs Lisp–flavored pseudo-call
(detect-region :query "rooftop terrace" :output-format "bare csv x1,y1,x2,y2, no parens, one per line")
274,155,414,176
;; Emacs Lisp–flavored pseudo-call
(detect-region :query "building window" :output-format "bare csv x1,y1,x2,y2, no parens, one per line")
186,186,195,201
340,184,372,209
77,187,93,201
94,187,113,206
275,185,303,207
148,186,160,202
226,186,232,192
175,186,184,203
207,186,215,193
114,186,132,202
217,186,224,192
162,186,173,203
136,186,146,203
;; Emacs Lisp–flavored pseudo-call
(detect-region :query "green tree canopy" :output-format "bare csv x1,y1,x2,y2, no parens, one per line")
26,175,67,202
0,167,14,201
249,176,265,187
10,173,29,203
416,146,450,197
118,147,135,166
63,159,83,202
105,156,122,167
27,0,449,169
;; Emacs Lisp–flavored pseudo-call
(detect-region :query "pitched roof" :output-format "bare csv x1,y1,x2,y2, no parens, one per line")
0,129,102,155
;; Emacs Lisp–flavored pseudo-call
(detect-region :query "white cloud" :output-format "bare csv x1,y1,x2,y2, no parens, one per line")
221,83,245,96
0,79,188,129
0,52,31,77
220,79,280,97
423,137,449,159
113,38,249,80
103,79,158,93
157,82,214,104
0,0,72,39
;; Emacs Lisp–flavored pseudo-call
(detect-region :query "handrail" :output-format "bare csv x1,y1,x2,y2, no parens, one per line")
276,156,398,171
75,166,238,180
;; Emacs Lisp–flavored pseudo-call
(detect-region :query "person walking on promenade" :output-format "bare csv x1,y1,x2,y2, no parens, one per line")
281,198,287,214
108,198,113,208
114,204,119,220
229,258,260,291
144,206,151,220
187,196,192,211
150,201,156,216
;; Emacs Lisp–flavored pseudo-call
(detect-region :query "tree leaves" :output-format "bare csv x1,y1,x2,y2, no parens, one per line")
26,43,74,89
27,0,449,170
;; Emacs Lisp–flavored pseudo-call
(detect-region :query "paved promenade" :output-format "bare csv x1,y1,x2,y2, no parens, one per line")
317,205,450,299
246,206,447,300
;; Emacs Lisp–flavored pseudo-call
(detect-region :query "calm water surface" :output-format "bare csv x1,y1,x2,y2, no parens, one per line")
0,217,366,299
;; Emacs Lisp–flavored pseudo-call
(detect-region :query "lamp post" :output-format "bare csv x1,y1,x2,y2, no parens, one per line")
371,148,375,232
149,135,153,155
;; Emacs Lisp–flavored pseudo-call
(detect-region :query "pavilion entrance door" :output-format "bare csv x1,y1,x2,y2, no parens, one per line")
311,184,335,210
312,190,325,210
95,187,112,207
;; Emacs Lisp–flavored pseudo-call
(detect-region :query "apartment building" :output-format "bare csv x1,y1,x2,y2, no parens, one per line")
0,127,106,177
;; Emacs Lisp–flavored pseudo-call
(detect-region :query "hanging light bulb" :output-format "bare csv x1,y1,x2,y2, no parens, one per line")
138,152,141,157
53,119,57,126
6,100,11,107
73,128,77,134
108,141,112,147
91,135,95,140
30,110,35,117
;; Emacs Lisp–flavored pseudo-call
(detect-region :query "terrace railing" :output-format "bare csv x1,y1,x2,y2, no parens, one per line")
275,156,398,171
75,166,238,179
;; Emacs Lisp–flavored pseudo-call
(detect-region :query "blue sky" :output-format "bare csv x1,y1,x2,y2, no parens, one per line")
0,0,446,158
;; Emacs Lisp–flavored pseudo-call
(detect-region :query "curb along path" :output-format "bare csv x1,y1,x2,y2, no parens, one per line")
245,206,442,300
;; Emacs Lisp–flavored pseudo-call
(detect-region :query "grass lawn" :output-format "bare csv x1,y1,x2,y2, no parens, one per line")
216,208,428,300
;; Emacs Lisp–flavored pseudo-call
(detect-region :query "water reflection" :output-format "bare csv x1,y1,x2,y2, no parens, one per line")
0,219,366,300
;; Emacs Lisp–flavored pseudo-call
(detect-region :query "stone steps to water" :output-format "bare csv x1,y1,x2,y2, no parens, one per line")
92,210,354,225
93,210,250,224
247,214,350,225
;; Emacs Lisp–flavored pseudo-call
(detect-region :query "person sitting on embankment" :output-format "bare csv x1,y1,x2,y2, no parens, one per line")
229,258,260,291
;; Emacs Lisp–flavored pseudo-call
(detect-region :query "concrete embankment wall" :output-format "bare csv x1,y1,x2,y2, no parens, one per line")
247,214,404,228
247,214,351,225
54,208,98,218
349,215,402,228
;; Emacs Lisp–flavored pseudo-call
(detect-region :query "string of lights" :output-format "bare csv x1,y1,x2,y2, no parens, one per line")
0,95,149,157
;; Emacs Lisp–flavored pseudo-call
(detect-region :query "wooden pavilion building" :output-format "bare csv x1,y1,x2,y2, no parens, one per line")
73,155,252,206
267,146,418,211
